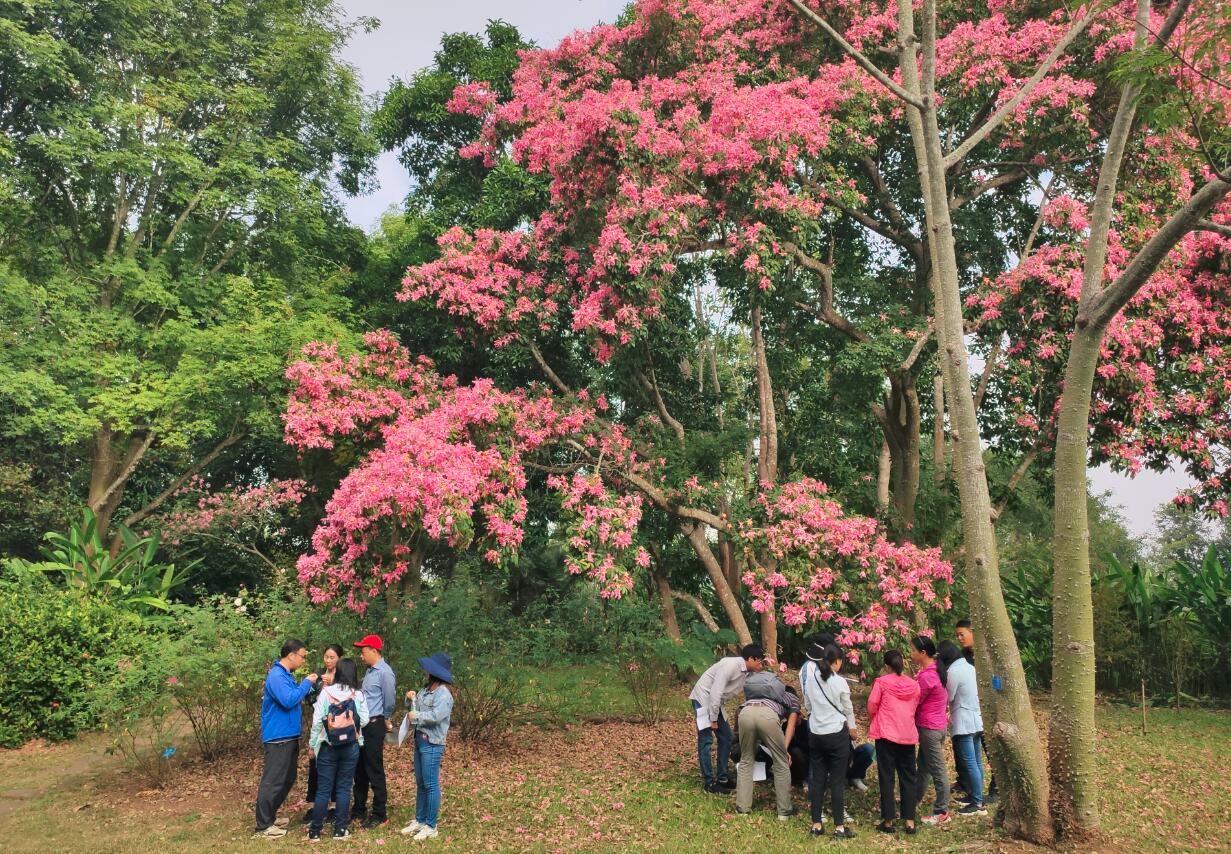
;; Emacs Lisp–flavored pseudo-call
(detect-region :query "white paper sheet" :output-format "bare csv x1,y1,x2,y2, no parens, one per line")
695,706,711,731
753,761,767,782
397,712,411,746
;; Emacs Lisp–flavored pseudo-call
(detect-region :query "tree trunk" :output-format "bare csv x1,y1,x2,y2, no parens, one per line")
1049,325,1102,833
897,0,1053,841
877,440,892,510
651,567,684,644
682,522,753,646
760,609,777,662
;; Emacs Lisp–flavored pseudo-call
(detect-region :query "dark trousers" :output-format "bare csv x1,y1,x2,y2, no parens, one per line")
787,734,809,786
352,718,387,819
875,739,918,822
255,738,299,830
808,728,850,824
311,743,361,835
848,741,875,781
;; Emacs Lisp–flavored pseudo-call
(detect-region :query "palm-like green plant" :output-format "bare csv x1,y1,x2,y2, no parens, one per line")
22,509,195,613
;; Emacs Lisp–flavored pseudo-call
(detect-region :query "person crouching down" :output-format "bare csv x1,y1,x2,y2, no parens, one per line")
735,670,799,819
400,652,454,841
307,659,368,841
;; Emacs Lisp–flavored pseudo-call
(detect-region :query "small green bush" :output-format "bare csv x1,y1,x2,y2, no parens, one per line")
1,561,150,747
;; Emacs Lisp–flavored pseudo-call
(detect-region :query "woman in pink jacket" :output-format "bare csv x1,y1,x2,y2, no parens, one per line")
911,635,951,824
867,649,921,835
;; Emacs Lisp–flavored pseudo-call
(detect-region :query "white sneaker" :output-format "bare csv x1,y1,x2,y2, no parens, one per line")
273,815,290,828
400,820,423,835
253,825,287,839
852,779,869,792
413,825,438,841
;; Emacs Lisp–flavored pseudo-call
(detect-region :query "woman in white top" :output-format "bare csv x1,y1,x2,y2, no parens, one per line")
800,643,858,839
307,659,370,840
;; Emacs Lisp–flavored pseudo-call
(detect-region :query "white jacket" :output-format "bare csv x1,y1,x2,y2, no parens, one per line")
800,661,856,735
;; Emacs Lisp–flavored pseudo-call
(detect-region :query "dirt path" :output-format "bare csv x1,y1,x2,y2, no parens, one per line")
0,732,124,821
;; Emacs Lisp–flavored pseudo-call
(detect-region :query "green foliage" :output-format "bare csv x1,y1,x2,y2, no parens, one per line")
17,509,194,614
0,562,149,747
0,0,372,551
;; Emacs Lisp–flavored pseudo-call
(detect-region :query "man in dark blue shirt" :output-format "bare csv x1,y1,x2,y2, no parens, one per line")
254,639,318,838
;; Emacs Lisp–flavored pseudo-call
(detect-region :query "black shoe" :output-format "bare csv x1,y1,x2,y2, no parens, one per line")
333,828,351,839
877,821,896,834
361,816,389,829
301,809,314,824
904,823,918,835
833,827,857,839
715,777,735,792
958,802,988,817
704,782,730,795
809,824,826,837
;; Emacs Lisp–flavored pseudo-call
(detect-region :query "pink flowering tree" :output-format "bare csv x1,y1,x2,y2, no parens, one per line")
779,0,1230,837
156,477,311,572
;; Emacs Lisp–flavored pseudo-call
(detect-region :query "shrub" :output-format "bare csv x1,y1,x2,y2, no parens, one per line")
0,561,149,746
163,600,273,759
91,634,180,787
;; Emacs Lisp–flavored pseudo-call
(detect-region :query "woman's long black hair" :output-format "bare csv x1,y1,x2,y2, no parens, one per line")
818,644,843,681
332,658,359,690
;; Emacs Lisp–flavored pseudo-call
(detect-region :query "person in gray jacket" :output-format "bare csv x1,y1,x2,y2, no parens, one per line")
689,644,765,793
735,671,798,818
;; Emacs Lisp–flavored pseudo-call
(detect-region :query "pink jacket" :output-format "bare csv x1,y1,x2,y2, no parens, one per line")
867,673,921,745
914,661,948,730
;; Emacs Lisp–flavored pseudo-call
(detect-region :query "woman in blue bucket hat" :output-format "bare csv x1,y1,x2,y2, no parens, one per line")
399,652,454,841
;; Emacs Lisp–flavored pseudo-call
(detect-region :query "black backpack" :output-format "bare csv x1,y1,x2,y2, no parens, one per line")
325,697,358,747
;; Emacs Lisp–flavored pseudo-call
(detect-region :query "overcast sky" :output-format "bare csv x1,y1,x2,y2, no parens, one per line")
334,0,1187,540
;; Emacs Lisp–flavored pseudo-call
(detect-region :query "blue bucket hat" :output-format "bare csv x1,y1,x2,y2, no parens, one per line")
418,651,453,684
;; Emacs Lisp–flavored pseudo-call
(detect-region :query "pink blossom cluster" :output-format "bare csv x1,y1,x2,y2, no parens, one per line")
549,471,650,598
285,332,593,610
738,479,954,650
159,477,309,545
970,189,1231,514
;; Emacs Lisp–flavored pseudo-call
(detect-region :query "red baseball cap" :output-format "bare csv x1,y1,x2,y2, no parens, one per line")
353,634,383,650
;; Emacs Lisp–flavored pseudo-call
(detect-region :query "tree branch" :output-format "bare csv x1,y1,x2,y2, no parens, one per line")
122,430,247,529
785,242,871,344
950,167,1030,211
1085,171,1231,330
528,342,572,395
1195,220,1231,240
672,590,721,633
636,365,685,443
974,338,1002,412
901,325,934,372
943,2,1106,170
787,0,926,108
991,441,1042,522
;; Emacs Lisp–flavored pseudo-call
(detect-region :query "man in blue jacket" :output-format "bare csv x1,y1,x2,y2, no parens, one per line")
254,639,319,838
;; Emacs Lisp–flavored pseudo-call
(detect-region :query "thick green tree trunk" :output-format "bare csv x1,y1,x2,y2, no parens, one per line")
1049,326,1103,832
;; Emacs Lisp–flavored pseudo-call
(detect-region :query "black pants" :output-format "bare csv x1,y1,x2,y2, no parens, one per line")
787,734,810,786
808,728,850,824
352,717,387,819
875,739,918,822
255,738,299,830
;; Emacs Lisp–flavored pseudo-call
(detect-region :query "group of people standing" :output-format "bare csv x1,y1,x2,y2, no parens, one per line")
252,634,455,842
689,620,993,839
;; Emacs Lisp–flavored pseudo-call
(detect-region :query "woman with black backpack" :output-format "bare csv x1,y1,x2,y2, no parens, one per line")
307,658,369,841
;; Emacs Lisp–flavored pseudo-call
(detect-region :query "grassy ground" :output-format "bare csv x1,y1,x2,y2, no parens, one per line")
2,666,1228,853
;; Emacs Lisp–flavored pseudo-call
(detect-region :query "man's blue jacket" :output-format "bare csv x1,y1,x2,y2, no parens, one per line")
261,661,313,742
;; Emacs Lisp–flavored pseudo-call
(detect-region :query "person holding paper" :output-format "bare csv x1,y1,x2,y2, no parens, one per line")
801,642,857,839
399,652,454,841
688,644,765,793
734,670,798,818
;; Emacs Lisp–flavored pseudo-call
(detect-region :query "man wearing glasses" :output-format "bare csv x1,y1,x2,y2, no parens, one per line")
254,639,320,838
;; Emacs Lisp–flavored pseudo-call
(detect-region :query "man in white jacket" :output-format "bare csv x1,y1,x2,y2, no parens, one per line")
688,644,765,793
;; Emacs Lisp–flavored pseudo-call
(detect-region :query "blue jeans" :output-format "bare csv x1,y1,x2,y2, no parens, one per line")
953,733,984,805
414,733,445,828
311,742,360,834
691,700,732,786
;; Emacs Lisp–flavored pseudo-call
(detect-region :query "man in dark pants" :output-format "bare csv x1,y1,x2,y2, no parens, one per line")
254,639,318,838
352,634,396,829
